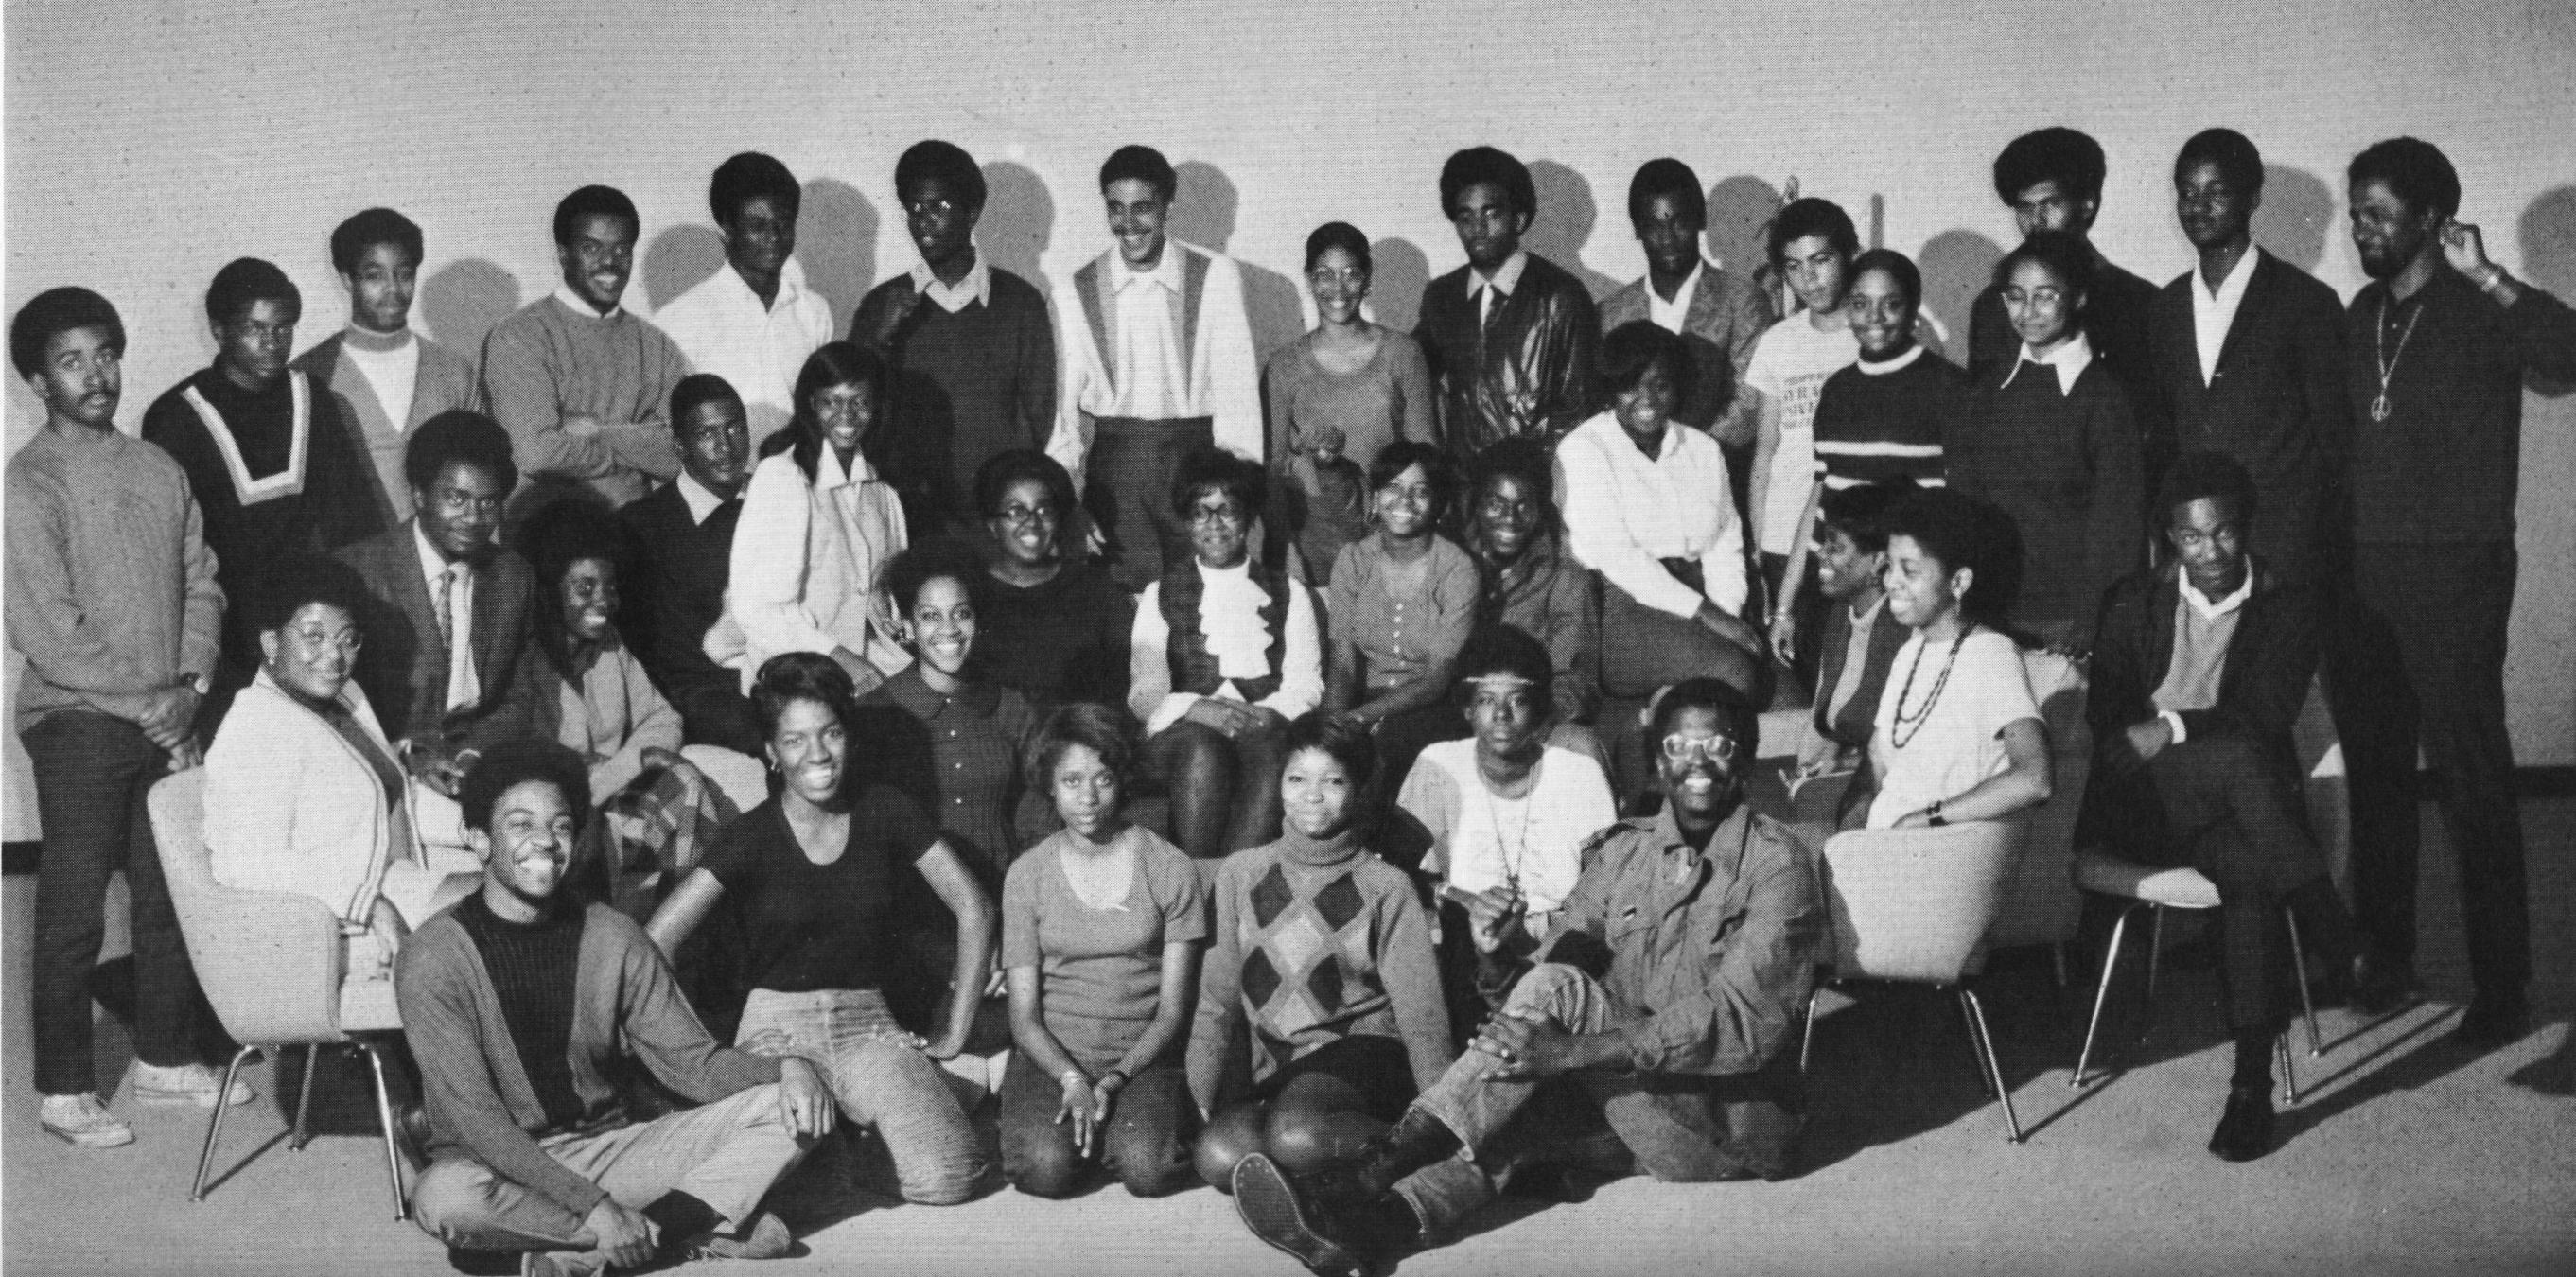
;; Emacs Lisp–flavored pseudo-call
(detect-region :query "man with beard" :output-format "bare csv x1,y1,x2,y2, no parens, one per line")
296,207,484,525
1230,678,1823,1276
655,153,834,453
2327,137,2576,1050
1415,145,1601,456
619,375,763,755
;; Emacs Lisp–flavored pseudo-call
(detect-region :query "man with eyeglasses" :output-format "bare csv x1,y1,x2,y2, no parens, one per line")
336,411,545,804
655,153,834,452
1230,678,1824,1276
481,184,685,519
855,140,1058,536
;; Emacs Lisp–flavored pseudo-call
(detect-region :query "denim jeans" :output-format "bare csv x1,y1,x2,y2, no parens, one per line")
735,988,983,1205
1396,964,1800,1237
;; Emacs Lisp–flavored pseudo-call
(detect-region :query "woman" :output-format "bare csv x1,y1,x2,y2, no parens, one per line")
1944,231,2143,657
1559,321,1769,708
522,499,737,919
999,705,1206,1198
204,556,479,977
1855,489,2055,831
972,449,1134,711
720,341,911,698
1264,222,1439,583
1129,448,1324,860
1323,441,1479,789
1463,436,1606,769
1188,715,1452,1190
1794,481,1914,788
646,653,990,1207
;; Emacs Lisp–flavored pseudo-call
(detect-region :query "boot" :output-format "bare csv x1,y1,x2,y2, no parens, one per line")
1315,1106,1461,1204
1234,1154,1427,1277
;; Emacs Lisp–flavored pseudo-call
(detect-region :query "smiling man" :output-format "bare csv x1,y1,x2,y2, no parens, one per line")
619,375,762,755
1415,145,1600,457
481,184,686,517
295,208,483,525
655,153,833,451
399,740,830,1276
1232,679,1823,1276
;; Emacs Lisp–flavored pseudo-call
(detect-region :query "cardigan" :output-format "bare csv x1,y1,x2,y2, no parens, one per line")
293,329,482,526
204,671,414,926
1047,240,1262,487
1598,263,1778,446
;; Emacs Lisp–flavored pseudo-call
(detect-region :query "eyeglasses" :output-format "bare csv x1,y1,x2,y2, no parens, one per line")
995,502,1058,527
1188,504,1250,528
2001,286,2067,308
287,626,363,656
1659,732,1740,765
904,199,961,219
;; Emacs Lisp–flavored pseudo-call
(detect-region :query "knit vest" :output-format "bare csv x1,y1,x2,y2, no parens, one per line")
1160,560,1288,701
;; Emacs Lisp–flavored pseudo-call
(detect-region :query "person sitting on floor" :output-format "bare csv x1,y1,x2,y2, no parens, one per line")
1226,678,1825,1276
2079,450,2359,1163
400,740,832,1277
1189,715,1454,1195
998,704,1208,1199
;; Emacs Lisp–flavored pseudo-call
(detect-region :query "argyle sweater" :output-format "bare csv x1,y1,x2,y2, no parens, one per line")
1187,827,1451,1104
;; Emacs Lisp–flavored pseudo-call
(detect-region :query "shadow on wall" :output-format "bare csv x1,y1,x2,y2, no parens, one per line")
418,259,523,359
797,179,877,338
1368,236,1430,333
1527,159,1621,302
979,161,1057,304
640,224,725,314
2255,164,2336,273
1916,229,2006,366
2523,185,2576,397
1706,175,1784,284
1173,160,1306,358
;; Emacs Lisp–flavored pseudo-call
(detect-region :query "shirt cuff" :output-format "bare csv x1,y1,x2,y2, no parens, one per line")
2159,710,2188,745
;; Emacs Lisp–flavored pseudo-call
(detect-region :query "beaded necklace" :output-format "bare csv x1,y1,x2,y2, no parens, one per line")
1888,623,1975,750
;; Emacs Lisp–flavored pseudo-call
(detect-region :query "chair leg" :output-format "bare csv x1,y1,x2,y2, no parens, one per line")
2276,1034,2300,1108
1960,988,2023,1144
290,1043,321,1151
1798,986,1823,1075
356,1041,412,1223
2282,907,2324,1058
2074,905,2137,1088
1953,987,1996,1098
2145,906,2166,1010
190,1045,259,1202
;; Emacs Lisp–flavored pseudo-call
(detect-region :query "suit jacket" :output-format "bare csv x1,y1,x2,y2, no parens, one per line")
2084,560,2319,779
335,522,542,751
1598,265,1778,447
2145,251,2349,580
1416,253,1600,455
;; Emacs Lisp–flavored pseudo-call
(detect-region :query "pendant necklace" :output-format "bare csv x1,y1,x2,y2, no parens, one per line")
2373,295,2424,424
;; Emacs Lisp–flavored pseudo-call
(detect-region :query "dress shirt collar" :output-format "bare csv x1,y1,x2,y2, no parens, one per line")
1466,249,1531,300
550,282,623,321
1998,331,2094,394
1646,260,1705,331
2179,561,2256,620
706,257,813,315
877,663,1002,720
1856,344,1926,376
412,519,473,579
1111,242,1187,296
910,254,992,312
675,471,736,525
2198,245,2260,299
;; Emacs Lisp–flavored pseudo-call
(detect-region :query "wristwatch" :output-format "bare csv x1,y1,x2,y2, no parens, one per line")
1926,799,1949,828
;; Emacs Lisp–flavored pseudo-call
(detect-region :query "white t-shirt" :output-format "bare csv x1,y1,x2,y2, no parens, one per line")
1744,316,1861,554
1866,627,2041,829
1398,740,1617,923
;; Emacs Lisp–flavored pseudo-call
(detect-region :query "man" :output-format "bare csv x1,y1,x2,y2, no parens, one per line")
1599,158,1777,451
295,207,483,525
618,375,763,756
653,152,833,451
10,288,246,1147
2328,137,2576,1048
1415,145,1601,457
1231,679,1823,1276
143,256,381,723
1743,198,1861,662
2081,451,2358,1162
1047,144,1261,590
481,184,685,519
854,139,1057,535
335,411,543,804
400,741,830,1275
2143,130,2348,582
1965,128,2159,415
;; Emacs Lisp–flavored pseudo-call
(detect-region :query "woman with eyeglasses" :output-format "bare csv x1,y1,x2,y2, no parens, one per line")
971,449,1135,711
1128,449,1324,862
204,556,480,982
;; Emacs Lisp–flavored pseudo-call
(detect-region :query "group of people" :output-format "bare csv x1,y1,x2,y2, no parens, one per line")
9,119,2569,1277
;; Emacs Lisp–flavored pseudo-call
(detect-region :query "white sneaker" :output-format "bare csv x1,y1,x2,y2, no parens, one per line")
130,1060,255,1108
40,1093,135,1147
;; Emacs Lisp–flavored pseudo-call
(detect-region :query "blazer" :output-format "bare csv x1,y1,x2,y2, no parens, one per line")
335,521,543,751
2084,560,2320,777
2145,251,2349,580
294,331,482,527
1415,253,1600,455
203,670,410,926
1598,264,1778,447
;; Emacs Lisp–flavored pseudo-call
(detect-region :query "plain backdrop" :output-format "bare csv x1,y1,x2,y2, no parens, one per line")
6,0,2573,837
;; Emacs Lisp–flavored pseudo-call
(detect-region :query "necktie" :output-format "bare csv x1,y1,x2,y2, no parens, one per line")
1481,283,1504,333
442,562,480,709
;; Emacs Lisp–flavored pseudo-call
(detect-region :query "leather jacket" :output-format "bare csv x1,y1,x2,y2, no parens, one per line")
1416,253,1601,455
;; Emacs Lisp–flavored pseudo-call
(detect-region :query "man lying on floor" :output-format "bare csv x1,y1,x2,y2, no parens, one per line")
1228,677,1826,1276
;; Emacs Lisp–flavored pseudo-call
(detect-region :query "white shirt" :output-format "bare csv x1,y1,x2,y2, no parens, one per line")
340,328,421,433
910,254,993,314
412,522,478,710
2192,248,2261,386
1109,247,1194,422
1645,261,1705,335
1464,249,1531,327
673,470,732,526
1049,239,1262,487
723,447,911,687
1999,331,2096,396
2158,561,2257,743
1866,627,2041,829
1399,740,1617,925
654,259,834,448
1558,411,1748,618
1744,314,1862,553
552,282,622,320
1125,561,1323,734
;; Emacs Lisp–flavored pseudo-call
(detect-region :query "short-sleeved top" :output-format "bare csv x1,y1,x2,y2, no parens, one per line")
698,789,942,992
1743,317,1861,554
1000,826,1209,1072
1325,534,1479,691
1397,740,1618,919
1866,627,2041,829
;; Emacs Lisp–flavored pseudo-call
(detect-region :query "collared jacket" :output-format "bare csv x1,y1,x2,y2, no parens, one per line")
1598,264,1778,448
1416,253,1600,455
2081,560,2321,803
1484,804,1825,1076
